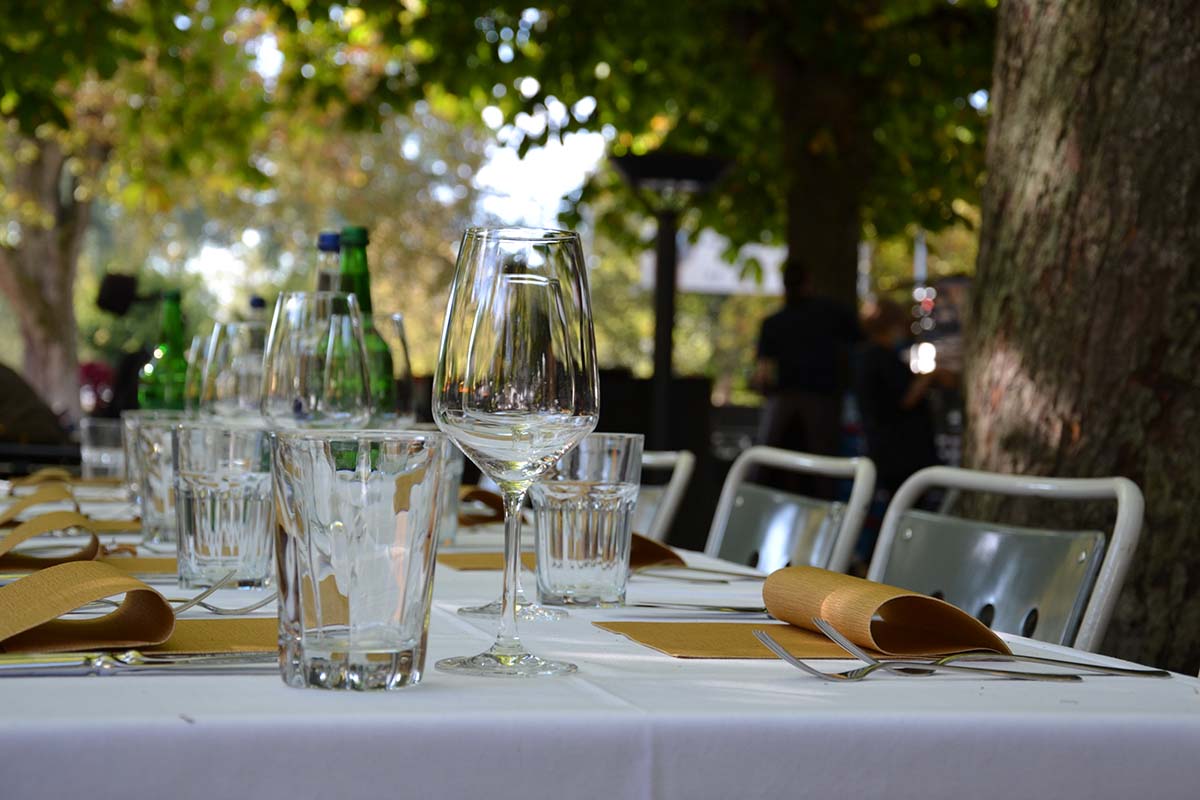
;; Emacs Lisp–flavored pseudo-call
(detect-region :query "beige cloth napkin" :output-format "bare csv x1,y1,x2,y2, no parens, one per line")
457,487,506,527
7,468,124,490
0,511,149,571
438,552,538,571
0,560,274,654
0,485,76,526
596,565,1010,659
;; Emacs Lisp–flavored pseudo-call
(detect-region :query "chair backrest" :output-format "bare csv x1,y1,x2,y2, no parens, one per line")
877,509,1106,646
634,450,695,543
868,466,1144,652
705,446,875,574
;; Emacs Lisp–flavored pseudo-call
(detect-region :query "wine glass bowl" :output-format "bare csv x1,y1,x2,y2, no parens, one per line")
260,291,373,429
433,227,599,677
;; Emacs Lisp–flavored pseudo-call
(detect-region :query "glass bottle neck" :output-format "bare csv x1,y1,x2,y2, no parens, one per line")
339,244,374,313
161,297,184,351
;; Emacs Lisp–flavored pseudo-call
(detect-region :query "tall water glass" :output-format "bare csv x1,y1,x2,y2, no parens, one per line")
533,433,643,607
79,417,125,480
199,321,267,419
272,429,445,690
261,292,372,429
136,415,183,551
370,312,416,428
433,226,599,678
173,421,274,588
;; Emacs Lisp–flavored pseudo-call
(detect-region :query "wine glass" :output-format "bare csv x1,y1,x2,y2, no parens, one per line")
260,291,372,429
183,329,210,416
199,320,267,419
370,312,416,428
433,226,599,677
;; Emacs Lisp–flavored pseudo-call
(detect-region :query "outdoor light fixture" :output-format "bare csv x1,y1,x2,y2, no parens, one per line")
611,151,730,449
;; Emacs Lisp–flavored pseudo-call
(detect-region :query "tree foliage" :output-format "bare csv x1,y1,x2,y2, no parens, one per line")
272,0,995,271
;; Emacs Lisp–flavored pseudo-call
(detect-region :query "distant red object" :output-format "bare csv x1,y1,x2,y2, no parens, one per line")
79,361,116,415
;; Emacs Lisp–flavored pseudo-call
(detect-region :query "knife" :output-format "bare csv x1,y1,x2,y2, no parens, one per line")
0,651,278,677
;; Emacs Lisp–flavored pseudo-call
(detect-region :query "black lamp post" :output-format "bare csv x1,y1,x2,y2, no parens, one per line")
611,152,728,450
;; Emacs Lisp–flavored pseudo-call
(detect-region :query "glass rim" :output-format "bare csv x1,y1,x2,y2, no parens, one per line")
273,290,359,303
272,428,445,444
175,418,273,433
578,432,644,444
212,319,269,331
120,409,188,421
463,226,579,243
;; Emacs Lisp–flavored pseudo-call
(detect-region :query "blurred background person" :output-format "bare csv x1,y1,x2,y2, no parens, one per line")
856,299,956,497
752,258,861,497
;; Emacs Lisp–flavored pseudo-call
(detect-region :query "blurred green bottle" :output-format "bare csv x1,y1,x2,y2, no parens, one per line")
338,226,395,419
137,289,188,409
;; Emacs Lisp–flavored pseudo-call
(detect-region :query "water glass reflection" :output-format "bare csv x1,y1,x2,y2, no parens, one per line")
272,429,445,690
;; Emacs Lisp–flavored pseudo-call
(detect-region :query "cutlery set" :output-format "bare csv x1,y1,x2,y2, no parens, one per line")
752,618,1170,682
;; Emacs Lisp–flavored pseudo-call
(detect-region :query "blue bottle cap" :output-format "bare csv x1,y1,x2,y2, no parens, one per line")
317,231,341,252
249,295,266,309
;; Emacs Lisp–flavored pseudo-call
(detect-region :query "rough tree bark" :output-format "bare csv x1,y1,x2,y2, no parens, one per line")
966,1,1200,672
0,137,102,421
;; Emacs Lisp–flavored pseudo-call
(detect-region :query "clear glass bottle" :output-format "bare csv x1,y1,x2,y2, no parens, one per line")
315,231,341,292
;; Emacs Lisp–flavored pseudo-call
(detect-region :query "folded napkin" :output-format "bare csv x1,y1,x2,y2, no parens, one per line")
0,485,76,526
0,512,104,569
457,487,506,527
0,511,149,572
7,468,123,490
438,552,537,571
596,565,1010,659
0,560,274,654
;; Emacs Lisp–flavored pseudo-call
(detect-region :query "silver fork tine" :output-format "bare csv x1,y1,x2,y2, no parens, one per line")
810,618,1082,682
752,629,867,681
170,570,238,614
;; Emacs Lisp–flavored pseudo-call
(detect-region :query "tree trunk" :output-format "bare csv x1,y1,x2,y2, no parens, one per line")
966,1,1200,672
772,58,867,307
0,137,97,421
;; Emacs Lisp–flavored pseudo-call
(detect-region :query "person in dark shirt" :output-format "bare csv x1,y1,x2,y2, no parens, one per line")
855,299,953,493
753,260,861,496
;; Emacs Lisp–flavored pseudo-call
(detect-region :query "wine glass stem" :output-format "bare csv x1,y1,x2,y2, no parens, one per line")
495,488,527,653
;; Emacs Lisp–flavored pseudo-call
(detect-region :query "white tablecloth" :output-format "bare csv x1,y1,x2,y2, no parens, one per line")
2,530,1199,799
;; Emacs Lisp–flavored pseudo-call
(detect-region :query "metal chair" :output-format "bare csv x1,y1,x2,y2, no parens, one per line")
704,446,876,574
633,450,695,543
868,466,1144,652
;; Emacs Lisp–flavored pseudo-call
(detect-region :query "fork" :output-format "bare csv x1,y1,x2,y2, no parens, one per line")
753,629,1080,682
809,618,1083,681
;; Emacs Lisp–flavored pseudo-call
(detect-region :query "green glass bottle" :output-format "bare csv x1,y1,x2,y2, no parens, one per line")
138,289,189,409
338,226,395,420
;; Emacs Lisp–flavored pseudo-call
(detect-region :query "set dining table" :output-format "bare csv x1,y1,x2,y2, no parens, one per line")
2,496,1200,800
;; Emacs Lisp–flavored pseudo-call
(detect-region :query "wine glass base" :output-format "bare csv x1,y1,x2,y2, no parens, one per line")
435,649,577,678
456,599,568,622
457,596,568,622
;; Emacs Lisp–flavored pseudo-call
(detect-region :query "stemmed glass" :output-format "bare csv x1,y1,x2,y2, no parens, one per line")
260,291,373,429
370,312,416,428
200,321,268,418
433,227,599,677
